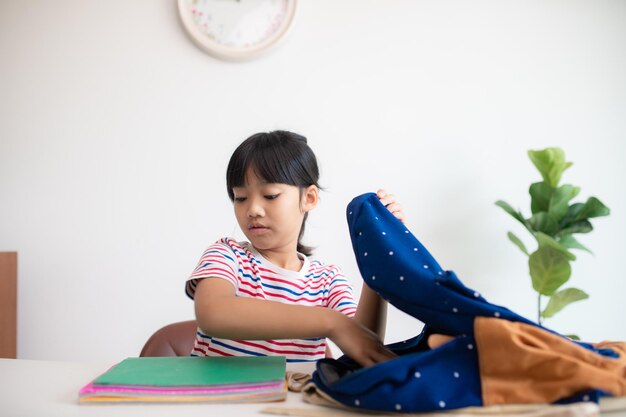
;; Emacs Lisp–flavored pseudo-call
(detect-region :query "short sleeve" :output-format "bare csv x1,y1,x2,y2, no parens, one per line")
185,240,238,300
326,267,357,317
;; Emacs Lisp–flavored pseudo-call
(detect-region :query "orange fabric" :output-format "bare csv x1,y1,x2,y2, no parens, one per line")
475,317,626,406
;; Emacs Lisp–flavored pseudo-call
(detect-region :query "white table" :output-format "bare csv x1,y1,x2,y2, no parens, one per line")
0,358,322,417
2,358,626,417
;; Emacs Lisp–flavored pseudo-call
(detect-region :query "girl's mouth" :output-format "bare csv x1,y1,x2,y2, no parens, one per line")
249,225,270,235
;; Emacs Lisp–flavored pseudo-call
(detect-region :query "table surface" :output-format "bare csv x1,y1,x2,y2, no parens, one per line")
0,358,323,417
2,358,626,417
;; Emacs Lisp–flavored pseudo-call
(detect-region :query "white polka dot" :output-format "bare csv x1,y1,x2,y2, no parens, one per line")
395,404,402,411
438,271,443,275
358,232,362,236
436,282,441,286
371,276,376,280
355,399,360,406
375,216,378,220
467,344,474,350
423,265,429,269
474,292,480,298
583,395,590,401
439,401,446,408
494,312,501,318
413,247,418,251
452,307,458,313
453,372,460,378
399,276,404,281
382,231,386,235
414,371,421,378
349,211,353,215
364,252,368,256
389,251,394,256
405,230,409,234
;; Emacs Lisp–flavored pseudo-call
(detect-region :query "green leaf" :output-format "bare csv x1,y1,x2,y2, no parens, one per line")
528,212,559,236
565,185,580,201
495,200,525,223
558,235,593,254
565,334,581,341
542,288,589,318
529,182,552,214
507,231,529,256
529,183,579,223
529,247,571,296
556,220,593,238
561,198,610,229
549,184,580,222
528,148,572,188
495,201,533,234
535,232,576,261
560,203,585,228
575,197,610,221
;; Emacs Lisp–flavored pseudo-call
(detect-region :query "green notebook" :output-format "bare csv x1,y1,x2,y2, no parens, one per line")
93,356,286,387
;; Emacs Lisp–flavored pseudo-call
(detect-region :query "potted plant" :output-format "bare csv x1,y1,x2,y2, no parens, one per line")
496,148,610,335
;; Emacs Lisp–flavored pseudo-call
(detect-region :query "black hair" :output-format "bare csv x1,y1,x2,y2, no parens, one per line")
226,130,321,256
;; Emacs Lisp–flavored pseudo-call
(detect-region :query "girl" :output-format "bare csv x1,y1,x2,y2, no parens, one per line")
185,131,404,367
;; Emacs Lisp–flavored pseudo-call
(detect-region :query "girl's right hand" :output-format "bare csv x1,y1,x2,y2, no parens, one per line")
329,313,397,367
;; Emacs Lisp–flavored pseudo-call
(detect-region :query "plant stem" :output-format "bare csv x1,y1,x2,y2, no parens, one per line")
537,294,542,325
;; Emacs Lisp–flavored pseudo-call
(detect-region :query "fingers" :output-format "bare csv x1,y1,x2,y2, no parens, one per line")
373,346,398,363
331,316,398,368
427,334,455,349
340,333,396,368
353,347,397,368
386,203,406,222
376,189,394,206
355,333,456,368
376,189,406,223
352,347,398,367
356,356,376,368
353,340,398,368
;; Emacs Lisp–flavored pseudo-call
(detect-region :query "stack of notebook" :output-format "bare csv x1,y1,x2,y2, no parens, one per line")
78,356,287,404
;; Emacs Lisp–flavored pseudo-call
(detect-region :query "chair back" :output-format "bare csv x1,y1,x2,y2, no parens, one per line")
140,320,197,357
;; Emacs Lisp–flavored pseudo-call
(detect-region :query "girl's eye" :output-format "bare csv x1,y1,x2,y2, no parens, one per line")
264,194,279,200
234,197,247,203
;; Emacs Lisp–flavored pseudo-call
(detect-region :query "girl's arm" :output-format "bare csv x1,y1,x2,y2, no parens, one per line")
354,284,388,339
194,277,396,367
354,189,405,339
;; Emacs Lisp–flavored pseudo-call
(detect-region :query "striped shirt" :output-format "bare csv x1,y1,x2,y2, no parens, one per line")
185,237,357,362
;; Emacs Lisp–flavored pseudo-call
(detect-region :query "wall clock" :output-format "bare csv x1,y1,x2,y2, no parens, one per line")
177,0,298,61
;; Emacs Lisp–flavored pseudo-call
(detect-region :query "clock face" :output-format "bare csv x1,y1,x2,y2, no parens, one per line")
178,0,297,60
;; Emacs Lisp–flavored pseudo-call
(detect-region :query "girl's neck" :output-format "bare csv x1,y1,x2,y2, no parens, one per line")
255,246,303,272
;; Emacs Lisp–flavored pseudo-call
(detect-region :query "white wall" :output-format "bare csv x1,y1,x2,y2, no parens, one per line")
1,0,625,362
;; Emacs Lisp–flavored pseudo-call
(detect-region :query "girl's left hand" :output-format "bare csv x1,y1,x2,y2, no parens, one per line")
377,189,406,223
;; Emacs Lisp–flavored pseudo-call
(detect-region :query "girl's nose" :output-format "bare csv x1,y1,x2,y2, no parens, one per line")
247,198,265,218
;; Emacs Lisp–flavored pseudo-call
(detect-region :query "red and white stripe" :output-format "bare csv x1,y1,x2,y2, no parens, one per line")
185,238,357,362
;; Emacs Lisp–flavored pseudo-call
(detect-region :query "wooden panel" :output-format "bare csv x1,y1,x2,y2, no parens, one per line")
0,252,17,358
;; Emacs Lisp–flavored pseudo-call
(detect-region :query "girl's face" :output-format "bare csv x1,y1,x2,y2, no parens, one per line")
232,168,317,256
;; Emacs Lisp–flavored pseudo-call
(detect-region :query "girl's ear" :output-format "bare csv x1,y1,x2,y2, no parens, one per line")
301,185,319,213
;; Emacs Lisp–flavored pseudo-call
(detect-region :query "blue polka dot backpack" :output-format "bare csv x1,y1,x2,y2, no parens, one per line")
308,193,626,413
